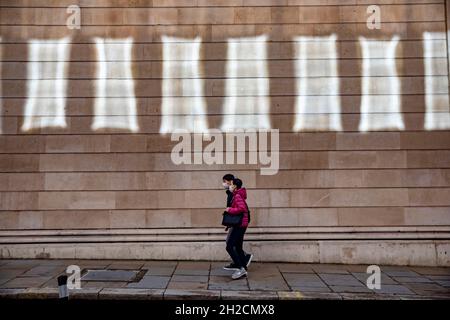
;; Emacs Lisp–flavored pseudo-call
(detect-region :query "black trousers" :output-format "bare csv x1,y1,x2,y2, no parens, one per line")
226,226,247,268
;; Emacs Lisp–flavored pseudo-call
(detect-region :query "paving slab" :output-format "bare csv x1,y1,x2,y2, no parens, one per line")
143,266,176,276
127,276,170,289
409,267,450,276
393,276,434,284
383,270,421,277
176,262,211,270
404,283,450,296
381,266,415,271
1,260,40,269
248,275,289,291
282,273,328,287
209,275,247,284
171,275,209,283
351,272,398,285
107,261,145,270
249,264,281,275
318,273,365,287
369,284,415,295
167,281,208,290
426,275,450,281
0,269,29,280
0,269,32,280
21,265,66,278
290,286,332,293
210,263,235,276
277,264,315,273
434,280,450,287
74,260,113,269
208,276,249,291
35,260,78,267
1,276,53,289
311,264,350,274
142,261,178,268
41,277,62,289
173,268,209,276
342,265,371,273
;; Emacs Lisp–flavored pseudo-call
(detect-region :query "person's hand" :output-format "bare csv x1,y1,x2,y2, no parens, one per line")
225,207,230,212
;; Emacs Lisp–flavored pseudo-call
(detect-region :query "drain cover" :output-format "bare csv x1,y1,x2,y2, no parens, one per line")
82,269,139,282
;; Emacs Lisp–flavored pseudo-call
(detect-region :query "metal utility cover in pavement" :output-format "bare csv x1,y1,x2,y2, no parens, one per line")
81,269,139,282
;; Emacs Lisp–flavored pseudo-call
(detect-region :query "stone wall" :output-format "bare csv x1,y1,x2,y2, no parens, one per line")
0,0,449,265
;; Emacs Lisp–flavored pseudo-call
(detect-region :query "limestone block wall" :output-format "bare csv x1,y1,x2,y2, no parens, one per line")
0,0,449,265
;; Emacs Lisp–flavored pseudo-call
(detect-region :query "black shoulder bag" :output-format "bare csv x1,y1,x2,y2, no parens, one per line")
222,203,250,227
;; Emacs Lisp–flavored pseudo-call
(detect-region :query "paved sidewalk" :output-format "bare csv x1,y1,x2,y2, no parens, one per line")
0,259,449,300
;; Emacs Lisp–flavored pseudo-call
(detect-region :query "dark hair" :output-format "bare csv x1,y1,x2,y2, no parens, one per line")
232,178,243,189
222,174,234,181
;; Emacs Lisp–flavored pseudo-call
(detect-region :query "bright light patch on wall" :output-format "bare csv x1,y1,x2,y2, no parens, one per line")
92,37,138,132
423,32,450,130
159,36,208,134
22,37,71,131
293,34,342,131
221,35,271,131
359,36,404,131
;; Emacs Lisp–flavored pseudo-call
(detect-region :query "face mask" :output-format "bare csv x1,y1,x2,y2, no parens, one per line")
222,182,229,189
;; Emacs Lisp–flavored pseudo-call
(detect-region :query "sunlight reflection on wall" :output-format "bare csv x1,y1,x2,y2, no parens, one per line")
92,37,139,132
9,33,450,136
221,35,271,131
159,36,208,134
22,37,71,131
423,32,450,130
293,35,342,131
359,36,404,131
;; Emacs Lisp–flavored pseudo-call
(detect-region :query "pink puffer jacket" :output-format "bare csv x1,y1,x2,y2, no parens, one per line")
227,188,249,228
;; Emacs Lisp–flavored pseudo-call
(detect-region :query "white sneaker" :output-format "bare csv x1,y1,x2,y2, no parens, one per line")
232,267,247,280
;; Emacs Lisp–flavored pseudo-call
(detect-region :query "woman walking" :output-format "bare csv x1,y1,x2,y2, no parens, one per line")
223,178,250,280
